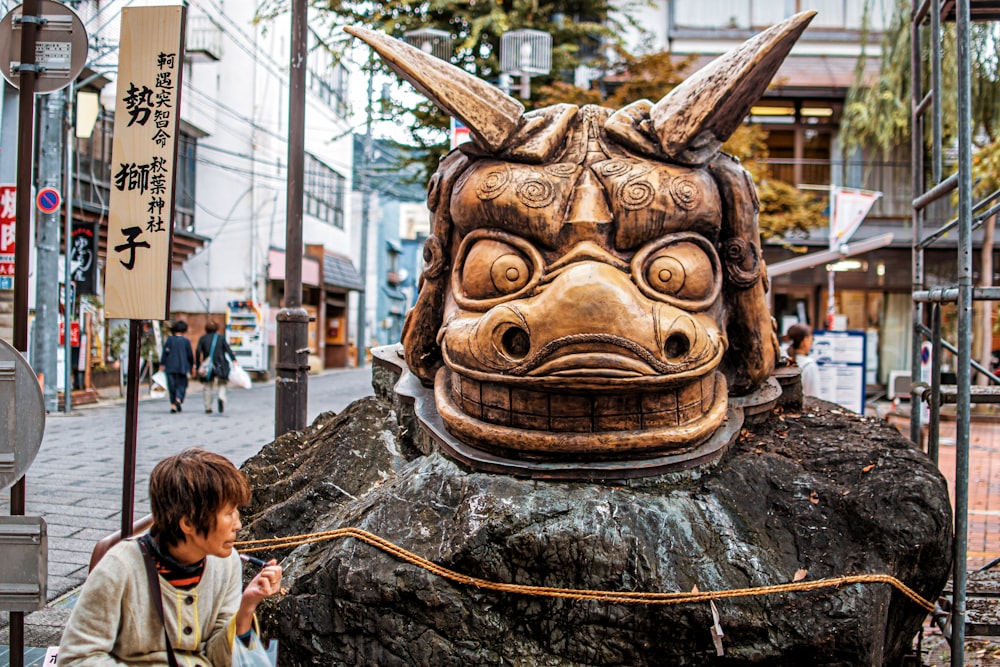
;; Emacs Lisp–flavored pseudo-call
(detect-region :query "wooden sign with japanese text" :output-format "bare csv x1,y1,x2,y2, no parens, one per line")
104,5,185,319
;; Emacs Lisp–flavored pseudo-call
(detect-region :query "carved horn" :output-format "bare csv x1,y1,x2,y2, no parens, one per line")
650,11,816,165
344,26,525,153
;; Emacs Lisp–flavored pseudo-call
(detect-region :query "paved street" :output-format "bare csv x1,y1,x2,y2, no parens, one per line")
0,366,374,657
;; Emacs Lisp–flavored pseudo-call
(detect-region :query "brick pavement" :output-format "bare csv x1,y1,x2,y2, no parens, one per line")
886,409,1000,570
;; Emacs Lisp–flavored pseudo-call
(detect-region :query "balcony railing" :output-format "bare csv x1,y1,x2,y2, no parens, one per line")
187,15,222,62
764,159,915,221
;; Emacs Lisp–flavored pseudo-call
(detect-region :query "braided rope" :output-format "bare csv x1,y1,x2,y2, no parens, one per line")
236,528,935,611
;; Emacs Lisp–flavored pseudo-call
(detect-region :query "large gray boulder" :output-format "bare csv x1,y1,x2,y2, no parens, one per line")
240,369,951,666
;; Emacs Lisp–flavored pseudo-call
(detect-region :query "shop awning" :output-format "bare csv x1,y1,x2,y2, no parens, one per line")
324,253,365,291
767,233,894,277
267,248,321,287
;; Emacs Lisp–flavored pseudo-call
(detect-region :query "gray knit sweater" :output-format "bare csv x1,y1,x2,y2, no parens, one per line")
57,539,241,666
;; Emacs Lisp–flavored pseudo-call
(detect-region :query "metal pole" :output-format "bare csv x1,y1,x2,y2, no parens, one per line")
10,2,40,663
951,1,973,664
121,320,141,538
930,0,942,184
63,82,73,413
827,185,837,330
909,0,925,447
274,0,309,436
356,55,373,368
929,303,941,463
33,88,64,414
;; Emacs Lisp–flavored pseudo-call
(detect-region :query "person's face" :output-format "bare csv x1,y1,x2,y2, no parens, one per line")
184,504,242,560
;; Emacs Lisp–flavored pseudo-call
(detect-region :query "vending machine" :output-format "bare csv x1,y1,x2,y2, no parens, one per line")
225,300,268,371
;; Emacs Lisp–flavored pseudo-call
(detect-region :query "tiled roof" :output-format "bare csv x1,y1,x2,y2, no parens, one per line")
324,253,365,291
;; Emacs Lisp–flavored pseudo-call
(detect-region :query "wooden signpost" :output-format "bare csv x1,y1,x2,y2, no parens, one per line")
103,5,185,539
104,5,185,320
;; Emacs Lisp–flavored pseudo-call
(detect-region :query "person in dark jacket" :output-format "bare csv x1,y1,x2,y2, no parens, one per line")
160,320,194,413
195,320,236,414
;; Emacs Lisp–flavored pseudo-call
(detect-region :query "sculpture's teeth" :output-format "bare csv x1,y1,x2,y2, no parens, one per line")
451,372,718,433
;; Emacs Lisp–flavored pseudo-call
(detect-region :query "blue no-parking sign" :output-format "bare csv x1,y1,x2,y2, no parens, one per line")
36,188,61,214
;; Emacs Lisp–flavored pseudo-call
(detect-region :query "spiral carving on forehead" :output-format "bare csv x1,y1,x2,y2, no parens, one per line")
669,177,700,211
619,177,655,211
598,160,631,177
544,163,578,178
475,166,512,201
516,178,557,208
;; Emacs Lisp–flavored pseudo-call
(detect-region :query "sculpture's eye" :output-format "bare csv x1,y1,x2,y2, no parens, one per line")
644,242,715,301
462,239,533,300
631,233,721,311
452,230,544,310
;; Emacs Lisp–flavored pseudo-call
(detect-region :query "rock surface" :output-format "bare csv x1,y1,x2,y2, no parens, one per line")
240,374,952,666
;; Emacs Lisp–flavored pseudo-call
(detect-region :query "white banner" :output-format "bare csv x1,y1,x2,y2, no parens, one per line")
830,187,882,248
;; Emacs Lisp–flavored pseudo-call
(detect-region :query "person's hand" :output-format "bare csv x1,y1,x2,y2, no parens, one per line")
234,560,282,635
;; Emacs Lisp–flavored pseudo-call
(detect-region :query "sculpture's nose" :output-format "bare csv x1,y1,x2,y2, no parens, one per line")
463,261,721,375
564,169,613,225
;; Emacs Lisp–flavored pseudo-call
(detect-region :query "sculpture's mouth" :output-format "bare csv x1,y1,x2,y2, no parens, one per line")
434,367,728,457
504,333,714,378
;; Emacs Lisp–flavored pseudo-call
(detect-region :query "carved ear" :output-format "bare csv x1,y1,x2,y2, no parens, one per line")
650,11,815,165
345,26,525,154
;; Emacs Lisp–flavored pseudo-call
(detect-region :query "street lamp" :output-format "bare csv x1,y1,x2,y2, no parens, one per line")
402,28,452,61
500,29,552,99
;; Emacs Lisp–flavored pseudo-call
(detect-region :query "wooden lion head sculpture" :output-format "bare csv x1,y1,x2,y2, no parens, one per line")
348,12,813,465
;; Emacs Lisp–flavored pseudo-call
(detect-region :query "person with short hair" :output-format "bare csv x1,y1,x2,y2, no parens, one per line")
57,448,282,666
785,322,820,398
195,320,237,414
160,320,194,413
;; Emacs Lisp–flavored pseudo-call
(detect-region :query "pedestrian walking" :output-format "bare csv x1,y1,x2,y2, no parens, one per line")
160,320,194,413
56,448,283,665
195,320,237,414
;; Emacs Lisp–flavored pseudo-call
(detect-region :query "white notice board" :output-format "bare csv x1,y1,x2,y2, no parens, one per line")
811,330,867,414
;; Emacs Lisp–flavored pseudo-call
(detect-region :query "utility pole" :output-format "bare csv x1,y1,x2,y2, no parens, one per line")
356,55,373,368
9,3,39,662
32,88,64,412
274,0,309,436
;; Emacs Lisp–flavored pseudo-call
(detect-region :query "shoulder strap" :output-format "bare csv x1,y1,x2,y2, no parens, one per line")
138,539,179,667
208,333,218,359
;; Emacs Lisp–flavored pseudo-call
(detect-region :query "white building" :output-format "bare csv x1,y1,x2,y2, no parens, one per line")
0,0,363,378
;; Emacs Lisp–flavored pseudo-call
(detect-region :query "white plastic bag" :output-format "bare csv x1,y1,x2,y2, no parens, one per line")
229,362,252,389
150,370,168,399
232,628,277,667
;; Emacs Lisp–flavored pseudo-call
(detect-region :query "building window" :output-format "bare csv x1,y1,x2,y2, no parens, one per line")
308,29,349,116
74,111,114,212
176,132,197,232
304,153,345,229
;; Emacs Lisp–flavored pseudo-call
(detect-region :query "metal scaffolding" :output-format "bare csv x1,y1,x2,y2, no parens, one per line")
909,2,1000,665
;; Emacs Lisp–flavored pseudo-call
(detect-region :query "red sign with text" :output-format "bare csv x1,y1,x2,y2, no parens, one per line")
59,321,81,347
0,184,15,287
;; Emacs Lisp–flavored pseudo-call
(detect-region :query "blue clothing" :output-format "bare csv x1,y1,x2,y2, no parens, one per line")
160,334,194,375
166,372,189,406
